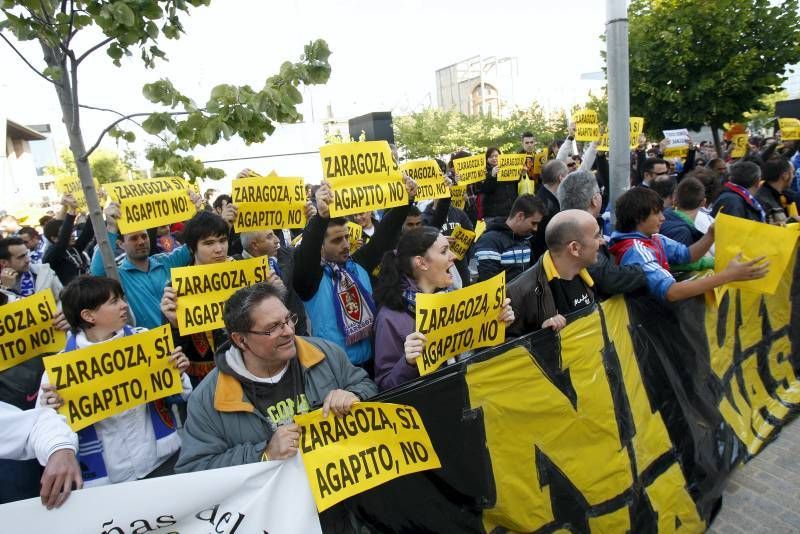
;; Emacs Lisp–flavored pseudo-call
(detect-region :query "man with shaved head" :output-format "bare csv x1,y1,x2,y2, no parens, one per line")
507,209,603,336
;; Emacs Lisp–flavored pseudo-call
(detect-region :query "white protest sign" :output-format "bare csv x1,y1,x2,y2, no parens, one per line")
663,128,690,147
0,455,321,534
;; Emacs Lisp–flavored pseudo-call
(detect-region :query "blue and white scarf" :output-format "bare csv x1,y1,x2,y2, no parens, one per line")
17,271,35,297
323,259,376,346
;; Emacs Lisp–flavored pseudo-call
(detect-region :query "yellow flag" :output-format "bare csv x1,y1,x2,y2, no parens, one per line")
0,290,65,372
106,177,195,234
453,154,487,185
496,154,526,182
43,325,181,431
714,213,799,295
347,221,363,253
415,272,506,375
400,160,448,201
731,134,748,158
295,402,441,511
474,219,487,241
779,118,800,141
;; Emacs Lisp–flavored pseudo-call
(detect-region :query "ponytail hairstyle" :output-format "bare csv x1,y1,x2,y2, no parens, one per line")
373,226,440,311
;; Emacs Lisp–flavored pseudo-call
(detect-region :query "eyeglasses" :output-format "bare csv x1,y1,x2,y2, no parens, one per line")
243,313,299,337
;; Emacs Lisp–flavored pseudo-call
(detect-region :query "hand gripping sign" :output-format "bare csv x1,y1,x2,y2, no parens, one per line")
320,141,406,218
415,272,506,376
295,402,441,511
43,325,181,431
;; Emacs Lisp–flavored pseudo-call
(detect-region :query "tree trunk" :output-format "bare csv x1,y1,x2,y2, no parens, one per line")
710,124,723,159
42,44,119,280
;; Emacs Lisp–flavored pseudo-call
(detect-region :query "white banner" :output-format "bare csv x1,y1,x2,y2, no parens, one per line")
0,455,322,534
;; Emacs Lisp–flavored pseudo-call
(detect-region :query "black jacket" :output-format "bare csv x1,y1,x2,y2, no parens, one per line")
756,183,796,223
480,165,518,219
712,190,764,222
588,245,648,301
474,221,531,283
531,185,560,261
42,213,94,285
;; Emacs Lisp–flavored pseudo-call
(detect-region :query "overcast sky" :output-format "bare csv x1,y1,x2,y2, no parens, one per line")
1,0,610,184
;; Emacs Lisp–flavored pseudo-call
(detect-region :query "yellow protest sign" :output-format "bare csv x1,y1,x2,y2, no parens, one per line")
663,146,688,159
714,213,799,295
450,185,467,210
452,154,486,185
629,117,645,149
43,325,181,431
474,219,487,241
347,221,363,254
532,149,548,175
55,176,102,212
320,141,405,218
295,402,441,511
231,176,307,231
731,134,748,158
172,257,271,335
497,154,526,182
0,290,65,373
400,160,448,201
450,224,475,261
415,272,506,376
597,132,609,152
106,177,195,234
779,118,800,141
571,109,598,124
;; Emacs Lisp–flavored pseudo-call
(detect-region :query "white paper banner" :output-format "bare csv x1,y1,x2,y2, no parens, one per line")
663,128,690,147
0,455,322,534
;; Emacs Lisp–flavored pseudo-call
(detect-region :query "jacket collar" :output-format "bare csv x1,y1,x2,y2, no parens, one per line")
213,337,325,413
541,250,594,287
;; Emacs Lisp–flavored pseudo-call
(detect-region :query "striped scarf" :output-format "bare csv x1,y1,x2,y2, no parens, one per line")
323,260,376,346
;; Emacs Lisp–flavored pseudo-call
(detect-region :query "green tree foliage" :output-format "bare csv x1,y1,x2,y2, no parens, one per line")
47,148,134,184
744,89,789,131
627,0,800,145
394,104,568,159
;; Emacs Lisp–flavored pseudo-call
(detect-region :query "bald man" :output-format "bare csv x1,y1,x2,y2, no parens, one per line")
507,209,603,336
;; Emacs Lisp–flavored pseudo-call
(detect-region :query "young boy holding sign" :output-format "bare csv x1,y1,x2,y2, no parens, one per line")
372,227,514,391
38,276,192,487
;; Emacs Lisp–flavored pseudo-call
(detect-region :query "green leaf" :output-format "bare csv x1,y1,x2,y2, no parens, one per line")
43,66,62,81
107,43,123,60
110,1,135,27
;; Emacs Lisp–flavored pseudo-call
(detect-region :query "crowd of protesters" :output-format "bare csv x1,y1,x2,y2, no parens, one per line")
0,123,795,523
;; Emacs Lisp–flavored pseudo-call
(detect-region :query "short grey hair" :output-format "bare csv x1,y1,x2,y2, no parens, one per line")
239,230,267,252
557,170,600,211
223,282,285,337
541,160,567,186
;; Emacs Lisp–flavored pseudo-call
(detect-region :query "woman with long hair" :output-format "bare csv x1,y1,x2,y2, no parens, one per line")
372,227,514,391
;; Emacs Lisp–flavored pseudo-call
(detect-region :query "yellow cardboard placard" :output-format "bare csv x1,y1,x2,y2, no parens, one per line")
295,402,441,512
575,123,600,142
714,213,799,295
0,290,65,372
663,146,688,159
55,176,102,212
474,219,487,241
450,224,476,261
400,160,448,201
731,134,748,158
415,272,506,376
450,185,467,210
106,177,194,234
532,149,548,175
43,325,180,431
452,154,486,185
629,117,645,149
231,176,307,231
320,141,405,217
347,221,363,253
496,154,526,182
571,109,598,124
172,257,271,335
597,133,609,152
779,118,800,141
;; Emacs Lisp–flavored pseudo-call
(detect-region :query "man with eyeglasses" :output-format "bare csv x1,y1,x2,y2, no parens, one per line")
176,282,377,475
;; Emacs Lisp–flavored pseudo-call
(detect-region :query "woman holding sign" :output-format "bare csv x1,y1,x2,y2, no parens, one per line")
480,147,519,220
38,276,192,487
372,227,514,391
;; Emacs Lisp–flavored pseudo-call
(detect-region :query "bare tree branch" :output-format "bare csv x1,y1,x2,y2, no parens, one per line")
84,110,191,159
79,104,169,145
76,36,113,64
0,32,60,85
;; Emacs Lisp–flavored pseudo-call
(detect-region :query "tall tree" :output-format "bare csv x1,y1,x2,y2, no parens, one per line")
48,147,134,184
627,0,800,154
1,1,331,277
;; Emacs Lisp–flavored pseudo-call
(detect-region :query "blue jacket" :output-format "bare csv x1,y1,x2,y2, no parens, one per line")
91,232,191,328
474,221,532,283
660,209,703,247
608,231,690,301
